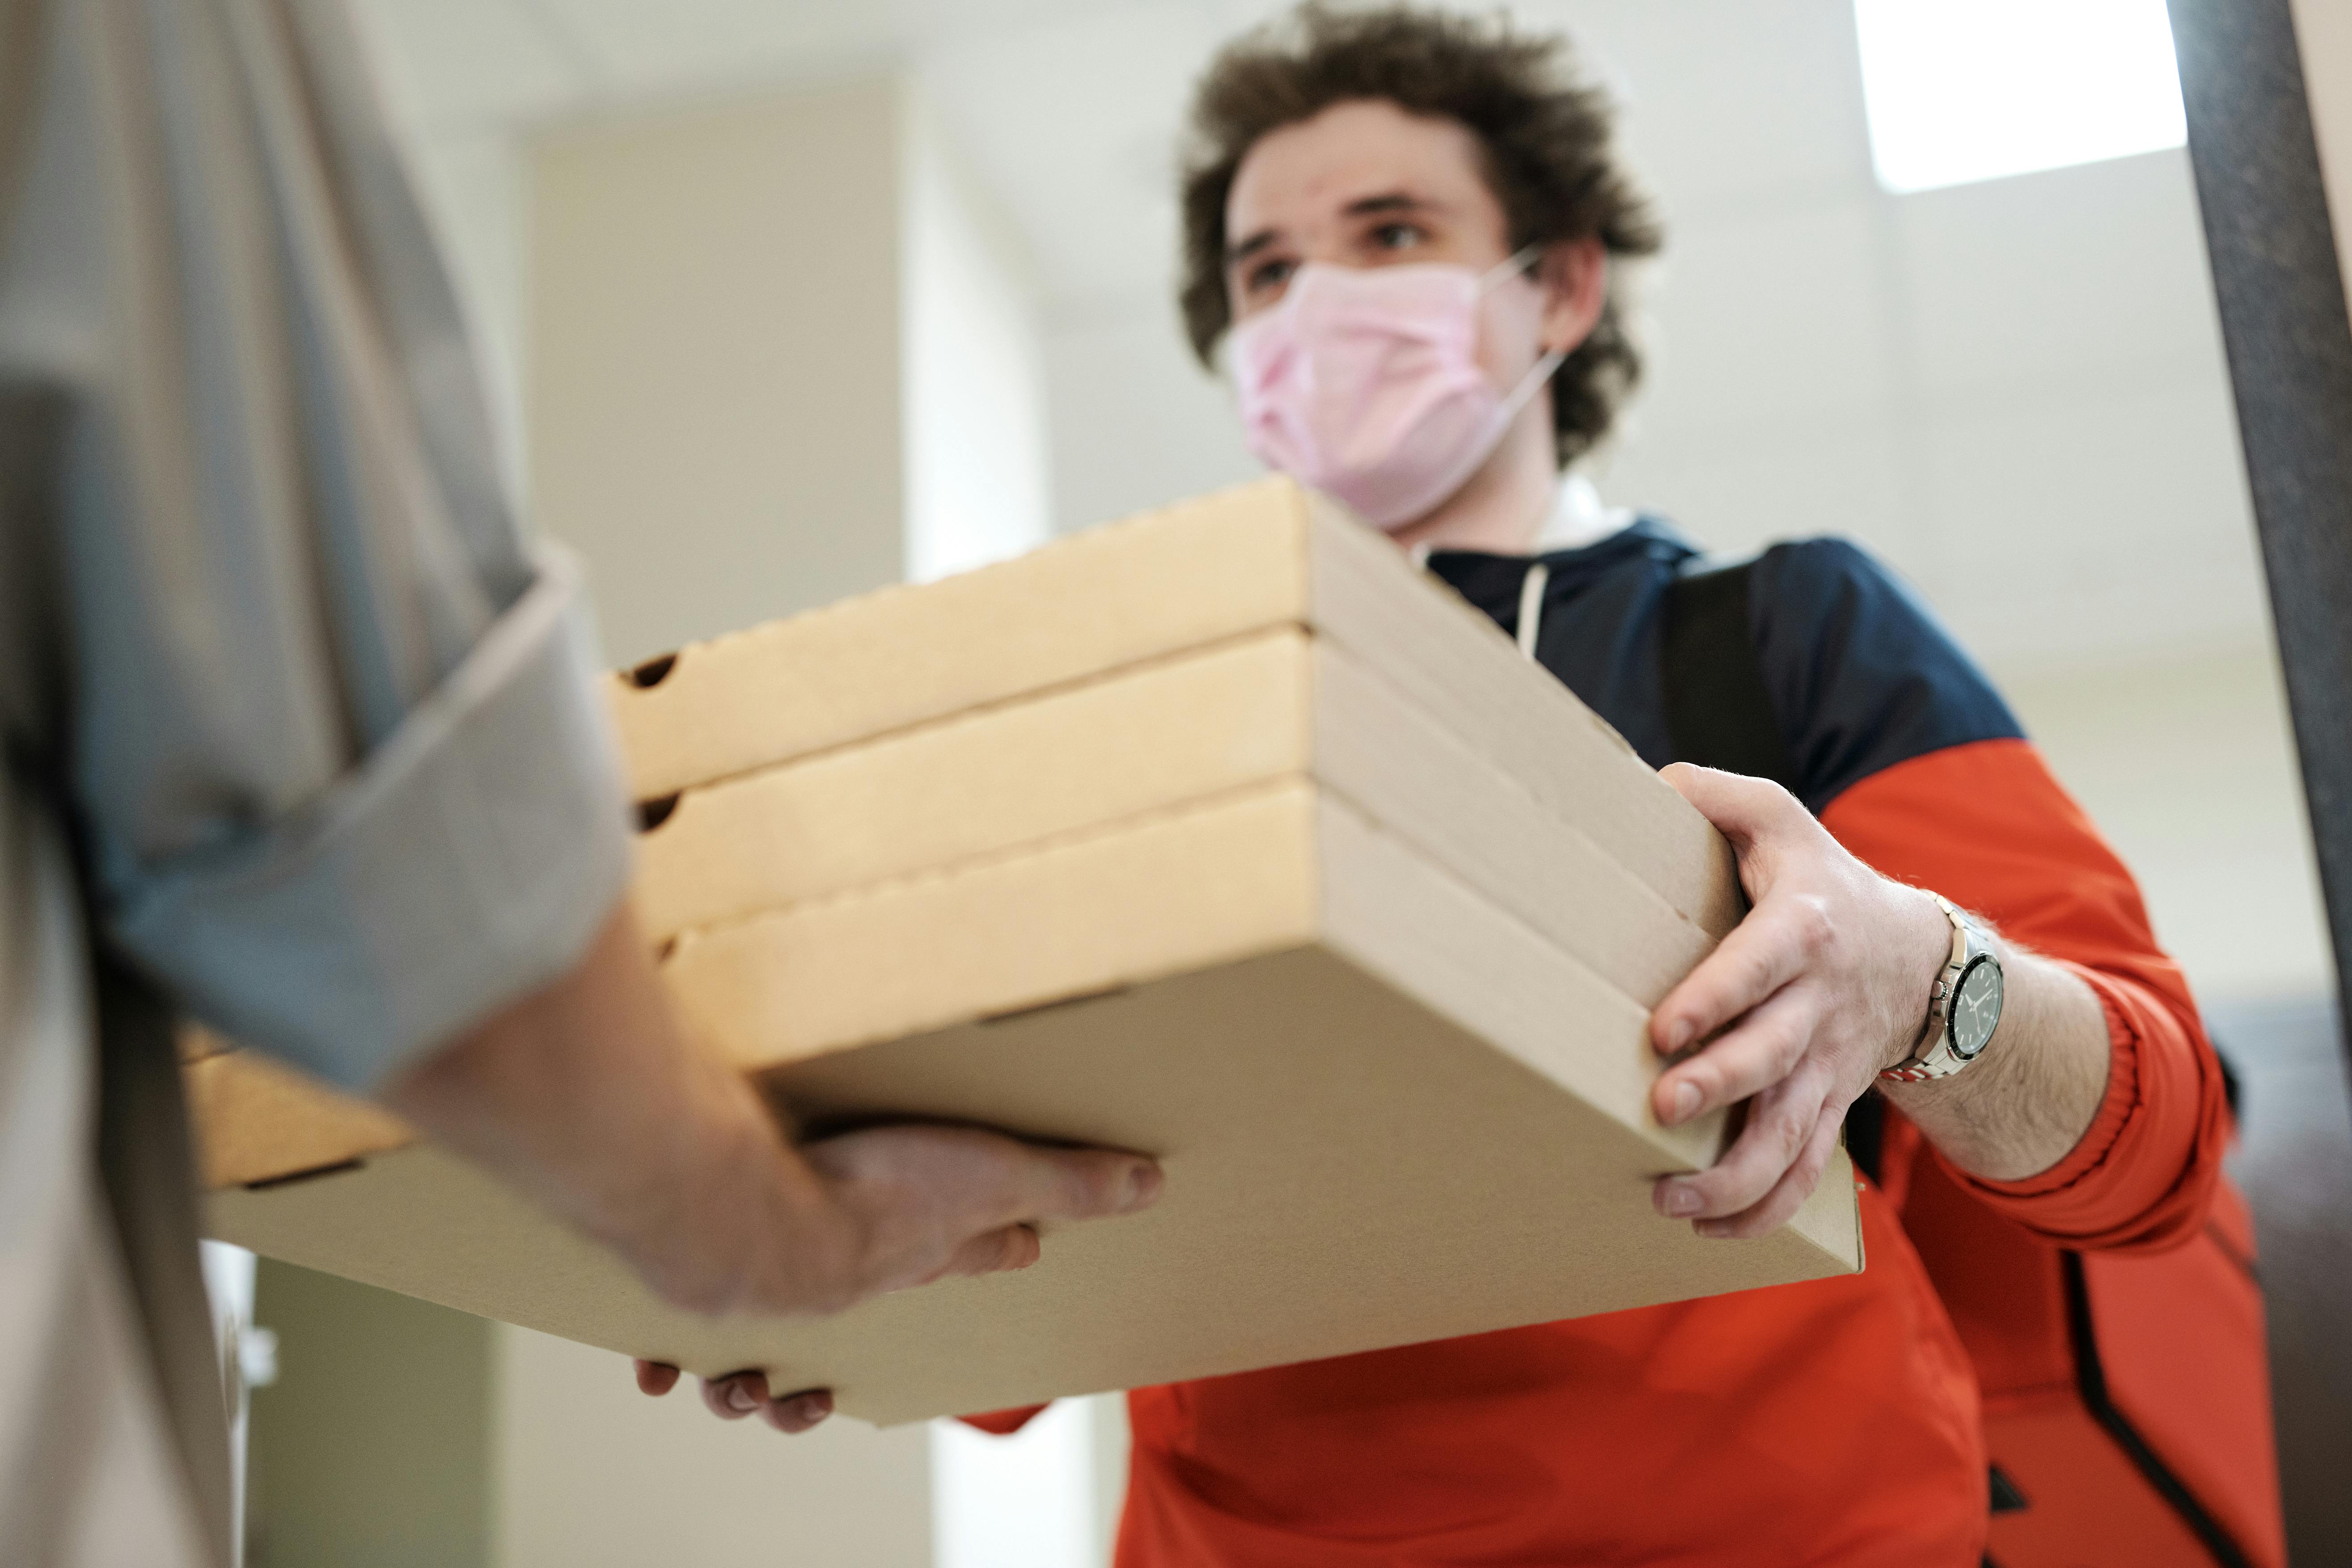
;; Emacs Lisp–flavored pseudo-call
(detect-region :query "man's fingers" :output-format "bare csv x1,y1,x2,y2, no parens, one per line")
1654,1074,1831,1221
760,1388,835,1434
702,1370,770,1420
635,1360,681,1397
1695,1111,1847,1241
1651,896,1825,1056
1652,986,1821,1127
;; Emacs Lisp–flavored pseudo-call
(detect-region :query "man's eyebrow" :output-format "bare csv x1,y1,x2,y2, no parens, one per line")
1342,190,1431,218
1227,192,1434,267
1227,227,1281,266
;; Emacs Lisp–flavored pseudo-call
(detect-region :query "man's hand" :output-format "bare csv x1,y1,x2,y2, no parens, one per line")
1645,765,1951,1238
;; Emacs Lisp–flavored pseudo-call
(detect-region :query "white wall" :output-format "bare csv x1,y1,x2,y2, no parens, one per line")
902,103,1055,581
1998,647,2328,1004
1042,305,1256,533
529,78,909,666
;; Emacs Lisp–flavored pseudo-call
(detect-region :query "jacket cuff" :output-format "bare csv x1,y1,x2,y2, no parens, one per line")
958,1405,1050,1436
106,547,632,1089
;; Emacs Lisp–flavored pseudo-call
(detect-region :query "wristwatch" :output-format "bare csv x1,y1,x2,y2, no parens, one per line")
1881,894,2004,1083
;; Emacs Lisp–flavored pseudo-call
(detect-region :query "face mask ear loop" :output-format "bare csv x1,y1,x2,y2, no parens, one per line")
1479,244,1545,292
1500,346,1569,422
1483,244,1568,420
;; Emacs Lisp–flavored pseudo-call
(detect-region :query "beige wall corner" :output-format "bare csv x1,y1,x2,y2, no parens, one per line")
527,74,1056,671
529,78,909,665
2290,0,2352,325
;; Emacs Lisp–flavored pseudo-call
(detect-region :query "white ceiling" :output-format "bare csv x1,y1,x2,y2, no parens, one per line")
354,0,1227,309
348,0,1899,311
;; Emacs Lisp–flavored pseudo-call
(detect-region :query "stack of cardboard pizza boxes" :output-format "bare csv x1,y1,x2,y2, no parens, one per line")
186,477,1859,1426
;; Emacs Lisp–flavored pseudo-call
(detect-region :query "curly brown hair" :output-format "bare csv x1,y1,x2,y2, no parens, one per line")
1179,4,1662,466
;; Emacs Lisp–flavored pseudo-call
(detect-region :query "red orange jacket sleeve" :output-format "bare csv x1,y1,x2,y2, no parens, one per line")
960,1404,1047,1435
1818,737,2231,1253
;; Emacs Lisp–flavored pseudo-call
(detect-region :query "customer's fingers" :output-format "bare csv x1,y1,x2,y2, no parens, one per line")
760,1389,835,1434
937,1223,1043,1281
966,1140,1163,1232
809,1125,1162,1239
675,1369,833,1432
1652,986,1820,1127
702,1370,771,1421
802,1124,1164,1303
1695,1110,1847,1241
635,1360,681,1396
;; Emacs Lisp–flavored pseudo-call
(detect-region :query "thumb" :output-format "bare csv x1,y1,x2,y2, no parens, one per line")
981,1144,1163,1230
1659,762,1807,856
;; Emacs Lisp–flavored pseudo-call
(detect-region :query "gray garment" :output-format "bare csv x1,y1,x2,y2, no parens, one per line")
0,1,633,1562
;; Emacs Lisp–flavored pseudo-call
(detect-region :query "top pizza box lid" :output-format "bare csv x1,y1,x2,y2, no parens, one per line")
606,476,1734,939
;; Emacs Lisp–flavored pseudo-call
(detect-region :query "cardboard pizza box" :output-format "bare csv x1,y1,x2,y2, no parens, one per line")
191,482,1861,1425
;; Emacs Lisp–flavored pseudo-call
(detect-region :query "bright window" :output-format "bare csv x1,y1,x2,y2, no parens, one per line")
1853,0,2187,194
931,1400,1105,1568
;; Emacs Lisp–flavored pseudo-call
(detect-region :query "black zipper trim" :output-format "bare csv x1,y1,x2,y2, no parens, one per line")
2202,1218,2261,1285
2059,1251,2254,1568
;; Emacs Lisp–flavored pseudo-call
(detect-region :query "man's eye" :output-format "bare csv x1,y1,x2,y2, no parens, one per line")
1248,258,1296,293
1372,223,1426,250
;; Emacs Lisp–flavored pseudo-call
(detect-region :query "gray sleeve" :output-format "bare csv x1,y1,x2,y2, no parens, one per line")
0,0,631,1089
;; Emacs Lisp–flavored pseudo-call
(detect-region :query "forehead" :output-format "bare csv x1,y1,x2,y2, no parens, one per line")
1226,98,1502,241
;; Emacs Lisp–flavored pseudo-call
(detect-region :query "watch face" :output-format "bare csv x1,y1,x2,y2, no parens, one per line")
1950,955,2004,1059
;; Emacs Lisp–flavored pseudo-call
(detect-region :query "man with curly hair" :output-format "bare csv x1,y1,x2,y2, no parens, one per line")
995,8,2228,1564
1101,7,2230,1563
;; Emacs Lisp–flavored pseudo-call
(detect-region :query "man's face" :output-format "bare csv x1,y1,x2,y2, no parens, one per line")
1223,97,1548,389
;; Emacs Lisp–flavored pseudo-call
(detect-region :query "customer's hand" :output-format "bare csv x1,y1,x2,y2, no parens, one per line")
623,1106,1163,1319
627,1117,1159,1433
385,902,1163,1387
1645,765,1949,1238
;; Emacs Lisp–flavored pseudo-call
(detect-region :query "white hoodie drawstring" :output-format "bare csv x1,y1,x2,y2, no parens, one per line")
1516,562,1549,660
1408,544,1548,659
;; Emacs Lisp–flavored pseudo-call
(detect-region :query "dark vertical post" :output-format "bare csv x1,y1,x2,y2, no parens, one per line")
2169,10,2352,1557
2167,0,2352,1079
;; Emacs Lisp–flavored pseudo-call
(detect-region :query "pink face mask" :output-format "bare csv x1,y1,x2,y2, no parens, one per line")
1229,251,1565,530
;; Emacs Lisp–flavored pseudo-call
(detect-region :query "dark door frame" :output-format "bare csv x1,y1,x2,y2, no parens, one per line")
2168,0,2352,1090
